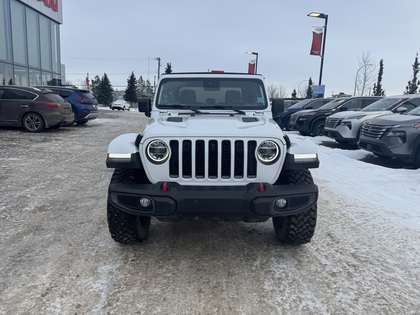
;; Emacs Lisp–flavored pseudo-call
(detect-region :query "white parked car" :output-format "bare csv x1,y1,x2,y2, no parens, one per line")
111,100,130,111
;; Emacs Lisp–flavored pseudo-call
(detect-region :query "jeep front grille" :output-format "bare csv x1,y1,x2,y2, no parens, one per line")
361,123,390,139
325,117,340,128
169,139,257,179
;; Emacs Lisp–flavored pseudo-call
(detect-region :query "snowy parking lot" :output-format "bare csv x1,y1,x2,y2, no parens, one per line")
0,109,419,314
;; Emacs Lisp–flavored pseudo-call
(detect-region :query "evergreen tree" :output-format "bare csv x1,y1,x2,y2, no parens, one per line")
8,78,14,85
137,76,147,97
164,63,173,74
90,75,101,99
124,71,138,104
2,78,5,85
373,59,385,96
97,73,114,106
305,77,313,99
291,88,297,98
404,52,420,94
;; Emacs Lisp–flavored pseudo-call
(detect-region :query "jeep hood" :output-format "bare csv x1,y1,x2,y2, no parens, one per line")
142,115,283,138
368,114,420,126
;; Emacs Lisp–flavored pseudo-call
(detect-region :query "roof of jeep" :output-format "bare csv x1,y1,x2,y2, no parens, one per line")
160,72,265,79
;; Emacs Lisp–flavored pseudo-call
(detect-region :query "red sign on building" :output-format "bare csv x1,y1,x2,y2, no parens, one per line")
38,0,59,12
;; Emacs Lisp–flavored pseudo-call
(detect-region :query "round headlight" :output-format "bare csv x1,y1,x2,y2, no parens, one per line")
257,140,280,164
146,140,169,164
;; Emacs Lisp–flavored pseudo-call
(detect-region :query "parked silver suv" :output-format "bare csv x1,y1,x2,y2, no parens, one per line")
324,95,420,144
358,106,420,167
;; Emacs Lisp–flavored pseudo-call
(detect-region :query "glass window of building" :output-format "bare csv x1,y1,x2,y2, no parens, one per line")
0,62,13,85
51,22,60,74
13,65,28,86
29,68,41,86
0,0,12,62
40,15,52,71
26,8,40,69
10,0,28,66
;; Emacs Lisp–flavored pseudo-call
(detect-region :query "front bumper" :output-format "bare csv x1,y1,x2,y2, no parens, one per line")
108,182,318,221
358,137,416,162
289,119,311,134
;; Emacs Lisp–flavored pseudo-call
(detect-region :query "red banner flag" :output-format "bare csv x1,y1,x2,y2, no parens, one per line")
248,61,256,74
310,26,324,56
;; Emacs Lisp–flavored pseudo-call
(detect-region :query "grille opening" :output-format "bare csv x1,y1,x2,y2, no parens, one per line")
167,139,258,180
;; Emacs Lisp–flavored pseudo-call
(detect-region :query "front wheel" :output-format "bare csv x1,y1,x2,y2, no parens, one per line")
414,147,420,168
107,169,151,244
22,113,45,132
272,169,317,245
312,120,325,136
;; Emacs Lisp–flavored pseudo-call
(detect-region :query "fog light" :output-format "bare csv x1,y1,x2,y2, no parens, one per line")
275,198,287,208
139,198,151,208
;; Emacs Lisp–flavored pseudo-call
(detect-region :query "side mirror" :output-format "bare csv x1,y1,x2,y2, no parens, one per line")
271,98,285,115
339,106,348,111
138,97,151,117
396,106,407,114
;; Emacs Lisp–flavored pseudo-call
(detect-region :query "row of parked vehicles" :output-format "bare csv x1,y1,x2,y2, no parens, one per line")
0,85,99,132
274,94,420,168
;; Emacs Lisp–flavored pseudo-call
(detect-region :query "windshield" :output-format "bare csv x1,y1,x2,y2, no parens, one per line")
318,98,348,110
288,99,313,109
407,106,420,116
156,77,268,110
361,97,404,112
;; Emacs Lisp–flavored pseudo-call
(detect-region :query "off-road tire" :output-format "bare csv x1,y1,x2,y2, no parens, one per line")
272,169,317,245
312,120,325,136
107,169,151,244
22,113,45,132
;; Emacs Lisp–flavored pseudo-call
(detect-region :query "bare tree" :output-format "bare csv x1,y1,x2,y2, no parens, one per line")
354,52,376,96
267,84,288,99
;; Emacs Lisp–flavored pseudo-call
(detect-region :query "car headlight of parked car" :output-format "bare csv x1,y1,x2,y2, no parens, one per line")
339,121,352,129
386,130,406,143
146,140,170,164
257,140,280,164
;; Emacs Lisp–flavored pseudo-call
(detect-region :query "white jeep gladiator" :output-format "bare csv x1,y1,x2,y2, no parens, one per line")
106,72,320,245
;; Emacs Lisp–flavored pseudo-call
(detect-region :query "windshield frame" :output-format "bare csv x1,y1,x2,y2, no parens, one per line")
155,77,269,110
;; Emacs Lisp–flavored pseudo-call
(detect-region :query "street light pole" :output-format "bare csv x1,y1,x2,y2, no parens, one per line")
246,51,259,74
308,12,328,85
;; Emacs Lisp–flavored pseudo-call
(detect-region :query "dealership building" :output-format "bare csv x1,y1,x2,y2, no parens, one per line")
0,0,63,86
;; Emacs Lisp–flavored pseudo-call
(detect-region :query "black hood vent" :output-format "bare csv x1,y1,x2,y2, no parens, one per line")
242,117,259,123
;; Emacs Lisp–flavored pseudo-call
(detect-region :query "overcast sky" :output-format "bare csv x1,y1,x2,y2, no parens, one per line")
60,0,420,97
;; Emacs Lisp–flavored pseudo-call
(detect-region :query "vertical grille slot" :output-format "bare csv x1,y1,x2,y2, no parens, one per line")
221,140,231,178
182,140,192,178
195,140,205,178
247,141,257,178
234,140,244,178
208,140,218,178
169,140,179,177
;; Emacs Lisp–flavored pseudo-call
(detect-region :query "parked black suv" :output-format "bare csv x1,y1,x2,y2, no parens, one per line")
36,86,98,125
274,98,332,130
289,96,382,136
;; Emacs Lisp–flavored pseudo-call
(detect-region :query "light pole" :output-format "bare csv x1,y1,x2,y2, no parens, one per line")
308,12,328,85
298,79,309,97
353,64,374,96
246,51,259,74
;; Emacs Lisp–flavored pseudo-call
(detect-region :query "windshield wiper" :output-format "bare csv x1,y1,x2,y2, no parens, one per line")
159,104,202,113
201,105,246,115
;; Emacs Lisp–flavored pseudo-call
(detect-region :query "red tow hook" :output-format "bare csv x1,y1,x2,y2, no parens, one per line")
162,182,169,192
259,183,265,192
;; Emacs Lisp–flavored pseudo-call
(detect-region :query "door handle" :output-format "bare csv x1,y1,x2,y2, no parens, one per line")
20,105,29,108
